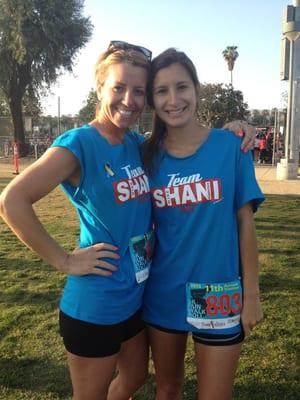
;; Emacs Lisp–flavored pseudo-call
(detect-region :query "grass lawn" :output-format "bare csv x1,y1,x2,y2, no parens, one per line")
0,162,299,399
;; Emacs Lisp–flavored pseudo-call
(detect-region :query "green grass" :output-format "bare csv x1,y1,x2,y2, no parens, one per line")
0,169,299,399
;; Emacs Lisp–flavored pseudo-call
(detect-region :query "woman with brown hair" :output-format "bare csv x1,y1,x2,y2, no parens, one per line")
142,48,264,400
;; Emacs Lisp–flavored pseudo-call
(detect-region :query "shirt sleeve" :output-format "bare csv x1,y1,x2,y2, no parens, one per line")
234,150,265,212
51,128,85,198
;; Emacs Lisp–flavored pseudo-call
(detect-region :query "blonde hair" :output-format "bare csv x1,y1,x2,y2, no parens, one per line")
95,48,150,92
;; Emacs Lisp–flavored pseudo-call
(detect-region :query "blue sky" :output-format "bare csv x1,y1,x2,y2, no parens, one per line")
42,0,291,116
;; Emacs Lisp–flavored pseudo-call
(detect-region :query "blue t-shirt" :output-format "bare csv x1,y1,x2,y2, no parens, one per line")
51,125,152,324
142,129,264,334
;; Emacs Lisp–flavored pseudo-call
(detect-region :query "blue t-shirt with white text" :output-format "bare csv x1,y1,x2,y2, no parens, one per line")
52,125,152,324
142,129,264,334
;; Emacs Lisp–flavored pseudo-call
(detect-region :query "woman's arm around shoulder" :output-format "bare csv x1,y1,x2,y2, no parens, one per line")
223,120,256,152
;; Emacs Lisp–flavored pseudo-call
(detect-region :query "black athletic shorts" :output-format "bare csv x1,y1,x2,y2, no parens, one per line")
59,309,145,357
148,323,244,346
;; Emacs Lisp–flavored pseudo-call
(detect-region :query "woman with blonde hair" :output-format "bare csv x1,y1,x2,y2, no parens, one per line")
0,41,154,400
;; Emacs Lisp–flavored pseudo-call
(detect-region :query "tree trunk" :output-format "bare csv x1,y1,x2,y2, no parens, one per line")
4,57,32,156
9,90,27,156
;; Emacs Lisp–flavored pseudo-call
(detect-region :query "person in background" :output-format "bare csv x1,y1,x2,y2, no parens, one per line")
253,132,260,162
142,48,264,400
258,133,267,164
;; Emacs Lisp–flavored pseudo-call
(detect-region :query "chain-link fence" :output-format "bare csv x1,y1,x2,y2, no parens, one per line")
0,137,12,157
0,136,52,158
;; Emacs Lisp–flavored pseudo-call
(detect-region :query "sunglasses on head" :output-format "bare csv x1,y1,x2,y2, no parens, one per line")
108,40,152,61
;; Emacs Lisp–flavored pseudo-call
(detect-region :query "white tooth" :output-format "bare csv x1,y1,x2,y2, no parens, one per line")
168,108,184,114
119,109,133,116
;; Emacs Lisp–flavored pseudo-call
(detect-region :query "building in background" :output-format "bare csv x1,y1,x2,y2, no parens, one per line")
277,0,300,179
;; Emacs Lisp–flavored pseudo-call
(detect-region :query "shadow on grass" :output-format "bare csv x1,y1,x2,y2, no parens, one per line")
0,255,60,275
258,247,299,257
256,224,300,235
0,356,71,398
259,195,300,217
135,375,197,400
0,257,62,305
263,194,300,203
260,271,299,292
136,369,299,400
181,377,298,400
0,257,63,339
0,287,61,309
233,381,298,400
256,217,300,225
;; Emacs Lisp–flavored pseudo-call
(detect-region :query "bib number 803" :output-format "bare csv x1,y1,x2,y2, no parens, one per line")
206,293,242,317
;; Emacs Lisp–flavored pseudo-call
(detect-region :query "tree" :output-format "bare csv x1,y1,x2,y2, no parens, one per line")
22,86,42,122
1,85,41,120
59,115,77,133
248,109,278,127
77,89,97,124
0,88,10,116
198,83,249,128
0,0,92,154
248,109,265,126
222,46,239,86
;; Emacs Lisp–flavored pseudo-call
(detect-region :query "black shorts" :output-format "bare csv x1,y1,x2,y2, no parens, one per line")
59,309,145,357
148,323,244,346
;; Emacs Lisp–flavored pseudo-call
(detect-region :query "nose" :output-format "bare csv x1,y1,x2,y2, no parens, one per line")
123,90,135,107
168,88,179,105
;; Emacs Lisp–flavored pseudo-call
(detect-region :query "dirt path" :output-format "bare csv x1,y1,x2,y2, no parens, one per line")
255,165,300,195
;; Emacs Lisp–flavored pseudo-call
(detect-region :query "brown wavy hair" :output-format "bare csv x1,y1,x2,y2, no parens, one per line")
142,48,201,174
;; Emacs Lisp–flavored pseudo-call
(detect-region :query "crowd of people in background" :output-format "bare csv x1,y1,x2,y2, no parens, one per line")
253,126,284,164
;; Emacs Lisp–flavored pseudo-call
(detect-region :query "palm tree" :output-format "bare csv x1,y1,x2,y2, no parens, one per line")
222,46,239,86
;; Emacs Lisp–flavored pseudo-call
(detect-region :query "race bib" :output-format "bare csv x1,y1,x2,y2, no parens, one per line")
129,231,155,283
186,279,242,330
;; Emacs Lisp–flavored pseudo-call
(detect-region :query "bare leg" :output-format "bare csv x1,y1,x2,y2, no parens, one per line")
148,326,188,400
107,329,149,400
67,351,118,400
194,341,242,400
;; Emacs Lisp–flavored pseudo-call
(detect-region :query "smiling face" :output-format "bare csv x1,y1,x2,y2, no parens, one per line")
97,62,147,130
152,62,198,129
